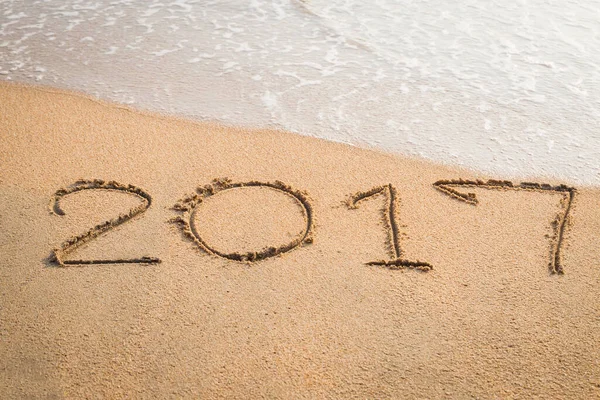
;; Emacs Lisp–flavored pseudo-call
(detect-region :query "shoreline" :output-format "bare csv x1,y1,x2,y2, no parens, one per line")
2,81,596,190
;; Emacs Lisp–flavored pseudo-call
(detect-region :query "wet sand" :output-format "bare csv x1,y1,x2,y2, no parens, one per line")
1,83,599,398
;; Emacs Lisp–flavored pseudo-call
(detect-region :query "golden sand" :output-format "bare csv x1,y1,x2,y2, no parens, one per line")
1,83,599,398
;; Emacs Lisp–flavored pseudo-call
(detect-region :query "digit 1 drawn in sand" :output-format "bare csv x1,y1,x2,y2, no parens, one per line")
49,179,161,266
433,179,576,274
347,184,433,271
171,178,314,262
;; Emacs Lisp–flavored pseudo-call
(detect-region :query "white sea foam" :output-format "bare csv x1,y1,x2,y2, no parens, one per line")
0,0,599,184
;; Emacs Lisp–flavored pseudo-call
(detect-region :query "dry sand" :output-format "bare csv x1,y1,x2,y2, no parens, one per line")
1,82,599,398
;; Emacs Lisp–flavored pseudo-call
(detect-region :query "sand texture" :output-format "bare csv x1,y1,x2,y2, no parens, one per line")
1,83,599,399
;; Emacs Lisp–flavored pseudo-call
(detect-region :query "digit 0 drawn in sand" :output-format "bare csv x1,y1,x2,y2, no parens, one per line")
433,179,576,274
49,179,161,266
171,178,314,262
347,184,433,272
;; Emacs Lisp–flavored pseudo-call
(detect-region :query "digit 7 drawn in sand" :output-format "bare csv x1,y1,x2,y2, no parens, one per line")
433,179,576,274
50,180,161,266
347,184,433,271
171,178,314,262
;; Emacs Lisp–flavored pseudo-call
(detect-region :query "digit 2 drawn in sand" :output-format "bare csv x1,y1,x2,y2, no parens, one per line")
347,184,433,271
171,178,314,262
50,179,161,266
433,179,576,274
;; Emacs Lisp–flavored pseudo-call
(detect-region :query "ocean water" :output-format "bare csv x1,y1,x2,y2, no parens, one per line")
1,0,599,184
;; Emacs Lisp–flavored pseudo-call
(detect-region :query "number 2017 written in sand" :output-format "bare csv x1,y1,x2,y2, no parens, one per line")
49,178,575,275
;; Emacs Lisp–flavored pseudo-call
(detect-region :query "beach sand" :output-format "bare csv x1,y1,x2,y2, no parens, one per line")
1,83,599,398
